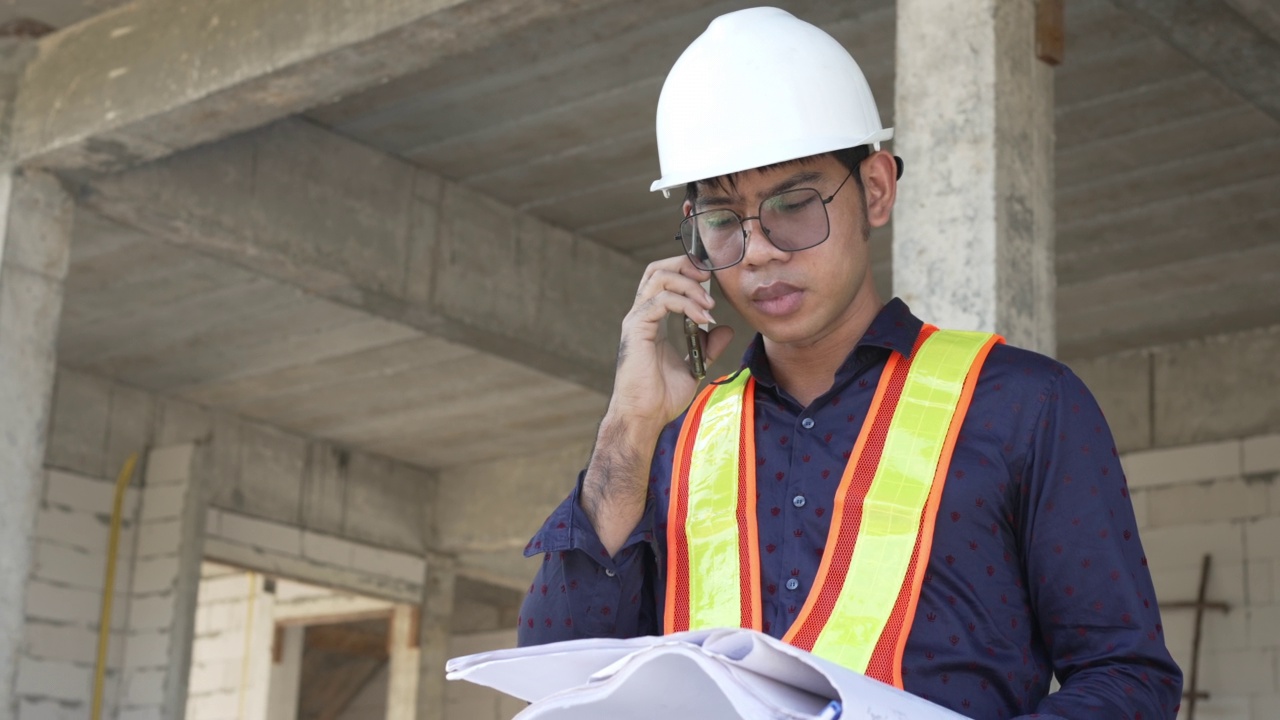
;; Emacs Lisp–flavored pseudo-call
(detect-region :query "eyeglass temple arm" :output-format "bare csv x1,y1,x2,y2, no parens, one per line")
820,155,906,204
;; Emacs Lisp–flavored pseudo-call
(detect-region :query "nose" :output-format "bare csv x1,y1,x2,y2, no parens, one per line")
741,216,786,267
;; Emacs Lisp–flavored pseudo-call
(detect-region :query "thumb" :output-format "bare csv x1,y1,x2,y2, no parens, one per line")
703,325,736,367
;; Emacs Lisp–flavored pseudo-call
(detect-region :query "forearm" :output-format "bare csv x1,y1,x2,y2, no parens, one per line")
581,413,662,556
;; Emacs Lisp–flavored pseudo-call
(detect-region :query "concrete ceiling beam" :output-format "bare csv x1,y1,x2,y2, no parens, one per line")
1109,0,1280,125
8,0,618,173
82,119,637,394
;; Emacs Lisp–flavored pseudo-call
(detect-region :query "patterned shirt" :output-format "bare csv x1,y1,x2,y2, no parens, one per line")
517,298,1182,719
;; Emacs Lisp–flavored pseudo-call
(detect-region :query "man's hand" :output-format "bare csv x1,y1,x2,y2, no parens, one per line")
581,256,736,556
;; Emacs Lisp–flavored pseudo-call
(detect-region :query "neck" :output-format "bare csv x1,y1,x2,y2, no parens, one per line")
763,284,883,407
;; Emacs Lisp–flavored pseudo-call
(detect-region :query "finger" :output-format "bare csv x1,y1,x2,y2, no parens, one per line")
636,269,714,309
627,290,715,328
639,255,712,289
702,325,736,366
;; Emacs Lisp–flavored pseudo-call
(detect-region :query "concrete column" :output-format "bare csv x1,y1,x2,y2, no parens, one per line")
121,444,207,720
266,625,305,720
893,0,1056,355
415,555,456,720
387,604,422,720
0,168,74,720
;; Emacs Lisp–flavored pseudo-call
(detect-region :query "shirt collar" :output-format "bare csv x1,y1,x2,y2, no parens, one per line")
739,298,924,390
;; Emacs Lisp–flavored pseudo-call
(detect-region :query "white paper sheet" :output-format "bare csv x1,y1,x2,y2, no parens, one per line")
446,628,969,720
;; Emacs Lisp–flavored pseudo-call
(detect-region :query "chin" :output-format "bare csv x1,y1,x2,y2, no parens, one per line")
755,316,818,346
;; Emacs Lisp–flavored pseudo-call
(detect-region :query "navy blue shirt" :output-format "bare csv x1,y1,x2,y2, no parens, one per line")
518,299,1182,719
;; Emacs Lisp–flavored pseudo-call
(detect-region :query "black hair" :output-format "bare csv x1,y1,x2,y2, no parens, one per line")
683,145,873,205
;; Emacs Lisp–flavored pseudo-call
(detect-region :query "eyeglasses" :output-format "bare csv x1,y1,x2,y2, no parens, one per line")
676,169,856,271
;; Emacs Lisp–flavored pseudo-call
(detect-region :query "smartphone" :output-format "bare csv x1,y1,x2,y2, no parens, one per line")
684,280,712,381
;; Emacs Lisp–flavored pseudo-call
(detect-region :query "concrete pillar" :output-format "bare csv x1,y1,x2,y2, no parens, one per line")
893,0,1056,355
266,625,305,720
121,444,207,720
386,604,422,720
0,168,74,720
415,555,456,720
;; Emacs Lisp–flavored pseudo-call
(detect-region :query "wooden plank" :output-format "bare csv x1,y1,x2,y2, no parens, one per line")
306,623,389,659
1038,0,1066,65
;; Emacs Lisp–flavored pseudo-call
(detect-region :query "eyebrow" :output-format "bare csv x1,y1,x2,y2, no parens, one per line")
695,170,827,210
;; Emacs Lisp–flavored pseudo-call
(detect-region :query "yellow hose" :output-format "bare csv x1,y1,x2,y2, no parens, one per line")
91,452,140,720
238,572,258,720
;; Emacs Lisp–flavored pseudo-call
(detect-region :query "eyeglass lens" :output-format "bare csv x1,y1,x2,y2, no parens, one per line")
679,188,831,271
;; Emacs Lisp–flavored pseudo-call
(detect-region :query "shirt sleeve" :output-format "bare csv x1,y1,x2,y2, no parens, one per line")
1017,368,1183,719
516,471,660,646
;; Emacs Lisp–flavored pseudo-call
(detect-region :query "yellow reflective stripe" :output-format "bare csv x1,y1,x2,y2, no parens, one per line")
684,371,752,630
811,331,993,671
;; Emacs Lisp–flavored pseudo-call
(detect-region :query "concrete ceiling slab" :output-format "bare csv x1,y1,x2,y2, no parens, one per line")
58,211,607,469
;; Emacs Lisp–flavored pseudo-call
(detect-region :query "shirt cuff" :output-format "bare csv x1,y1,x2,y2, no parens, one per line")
523,471,653,573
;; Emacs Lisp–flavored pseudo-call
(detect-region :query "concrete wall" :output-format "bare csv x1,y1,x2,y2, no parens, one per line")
1124,434,1280,720
1072,323,1280,454
204,509,428,605
45,366,438,557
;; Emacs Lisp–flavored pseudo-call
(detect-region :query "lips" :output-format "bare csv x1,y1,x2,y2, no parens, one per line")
750,282,804,316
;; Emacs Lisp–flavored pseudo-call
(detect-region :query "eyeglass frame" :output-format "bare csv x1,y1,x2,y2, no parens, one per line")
674,164,861,272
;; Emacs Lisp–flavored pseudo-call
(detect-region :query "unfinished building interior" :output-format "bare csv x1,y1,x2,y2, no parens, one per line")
1,0,1278,718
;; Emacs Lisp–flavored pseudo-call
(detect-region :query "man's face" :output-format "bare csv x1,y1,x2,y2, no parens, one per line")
683,153,887,350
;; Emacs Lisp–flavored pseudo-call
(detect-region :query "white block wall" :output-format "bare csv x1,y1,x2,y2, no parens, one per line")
1124,433,1280,719
16,469,139,720
185,565,274,720
118,445,206,720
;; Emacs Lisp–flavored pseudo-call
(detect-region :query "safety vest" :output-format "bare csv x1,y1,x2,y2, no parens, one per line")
664,326,1002,687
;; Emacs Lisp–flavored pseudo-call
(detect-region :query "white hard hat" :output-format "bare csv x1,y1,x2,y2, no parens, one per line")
650,7,893,197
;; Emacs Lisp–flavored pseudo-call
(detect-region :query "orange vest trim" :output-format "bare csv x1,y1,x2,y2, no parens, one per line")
665,374,762,634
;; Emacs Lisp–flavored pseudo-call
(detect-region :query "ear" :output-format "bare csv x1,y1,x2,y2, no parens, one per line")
682,199,694,218
860,150,898,230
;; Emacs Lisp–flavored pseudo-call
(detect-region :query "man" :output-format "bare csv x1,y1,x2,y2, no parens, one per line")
517,7,1181,719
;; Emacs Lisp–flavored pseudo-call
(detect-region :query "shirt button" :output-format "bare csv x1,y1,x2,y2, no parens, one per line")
605,569,616,577
792,495,806,508
801,418,815,429
785,578,800,591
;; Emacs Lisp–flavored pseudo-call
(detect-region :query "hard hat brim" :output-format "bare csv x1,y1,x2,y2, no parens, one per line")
649,128,895,195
